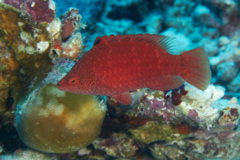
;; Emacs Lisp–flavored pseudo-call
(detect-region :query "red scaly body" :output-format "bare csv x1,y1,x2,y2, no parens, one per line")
57,34,211,104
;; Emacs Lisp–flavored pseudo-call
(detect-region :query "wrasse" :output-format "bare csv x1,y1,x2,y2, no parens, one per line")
57,34,211,104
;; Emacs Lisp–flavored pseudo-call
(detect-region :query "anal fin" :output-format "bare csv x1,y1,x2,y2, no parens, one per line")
112,92,132,105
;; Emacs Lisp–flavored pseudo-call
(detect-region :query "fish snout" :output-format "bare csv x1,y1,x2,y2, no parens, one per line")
57,81,63,90
57,79,69,92
57,82,64,91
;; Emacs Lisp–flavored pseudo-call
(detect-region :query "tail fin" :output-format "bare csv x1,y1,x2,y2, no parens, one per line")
180,48,211,90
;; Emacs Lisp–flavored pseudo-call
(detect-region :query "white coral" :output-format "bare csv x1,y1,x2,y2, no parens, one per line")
46,19,61,40
62,32,83,59
177,83,226,128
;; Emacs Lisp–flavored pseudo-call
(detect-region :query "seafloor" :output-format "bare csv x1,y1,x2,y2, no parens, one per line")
0,0,240,159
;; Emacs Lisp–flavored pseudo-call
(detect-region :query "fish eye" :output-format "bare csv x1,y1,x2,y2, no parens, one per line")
94,37,101,46
69,78,77,85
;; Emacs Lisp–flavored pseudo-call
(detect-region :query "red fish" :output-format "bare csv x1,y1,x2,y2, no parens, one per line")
57,34,211,104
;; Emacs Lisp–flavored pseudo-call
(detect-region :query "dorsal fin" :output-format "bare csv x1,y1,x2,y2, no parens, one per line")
140,34,181,55
95,34,181,55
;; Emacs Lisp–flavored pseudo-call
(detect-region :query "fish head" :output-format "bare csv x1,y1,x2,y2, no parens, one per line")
57,71,81,93
57,66,96,94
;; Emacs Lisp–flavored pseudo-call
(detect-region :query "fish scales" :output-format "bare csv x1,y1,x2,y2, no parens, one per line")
57,34,211,105
96,38,167,91
98,36,173,81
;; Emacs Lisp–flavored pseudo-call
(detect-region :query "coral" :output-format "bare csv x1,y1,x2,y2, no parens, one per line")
0,4,50,76
0,1,85,130
133,90,177,120
177,84,225,128
218,36,231,47
15,84,106,153
0,40,18,114
0,3,53,102
94,82,240,159
1,0,240,159
144,13,163,34
199,38,219,56
129,121,188,144
0,2,83,63
60,8,86,40
149,142,208,160
4,0,56,23
164,0,195,33
217,61,238,82
0,4,21,47
99,98,151,139
0,149,57,160
227,73,240,92
50,31,83,60
176,123,192,135
211,0,240,39
48,8,85,60
193,5,219,27
77,148,91,156
0,3,51,57
46,19,62,40
209,36,240,92
61,32,83,60
210,39,239,66
120,85,240,159
172,130,240,159
53,0,104,23
93,133,138,158
211,0,238,16
217,107,239,130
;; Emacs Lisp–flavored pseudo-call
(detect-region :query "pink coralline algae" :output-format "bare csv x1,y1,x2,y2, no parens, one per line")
93,133,139,158
140,96,175,121
4,0,55,23
60,8,84,40
188,109,201,121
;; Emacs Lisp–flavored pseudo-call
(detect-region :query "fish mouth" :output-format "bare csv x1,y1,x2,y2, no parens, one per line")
56,80,65,91
57,79,74,93
56,82,63,91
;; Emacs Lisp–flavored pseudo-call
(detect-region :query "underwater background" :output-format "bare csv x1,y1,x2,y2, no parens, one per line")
0,0,240,159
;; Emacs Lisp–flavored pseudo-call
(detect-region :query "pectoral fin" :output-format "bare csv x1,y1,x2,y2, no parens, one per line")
112,92,132,105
